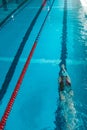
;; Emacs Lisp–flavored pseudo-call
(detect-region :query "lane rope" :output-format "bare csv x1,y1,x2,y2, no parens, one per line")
0,0,55,129
0,0,47,102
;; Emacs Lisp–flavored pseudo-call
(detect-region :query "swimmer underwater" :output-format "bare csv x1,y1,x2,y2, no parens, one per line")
58,64,71,91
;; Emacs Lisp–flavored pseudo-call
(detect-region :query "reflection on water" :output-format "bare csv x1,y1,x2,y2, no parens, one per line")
72,3,87,62
72,3,87,129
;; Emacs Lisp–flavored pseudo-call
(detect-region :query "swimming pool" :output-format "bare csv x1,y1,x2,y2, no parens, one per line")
0,0,87,129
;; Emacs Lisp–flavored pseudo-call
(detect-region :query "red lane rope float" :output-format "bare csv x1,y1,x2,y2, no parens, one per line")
0,42,37,130
42,0,46,6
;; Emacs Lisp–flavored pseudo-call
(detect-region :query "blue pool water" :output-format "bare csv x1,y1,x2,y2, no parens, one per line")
0,0,87,129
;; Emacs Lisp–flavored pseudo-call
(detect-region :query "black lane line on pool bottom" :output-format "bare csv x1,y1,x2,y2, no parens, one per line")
59,0,67,68
55,0,68,129
0,0,47,101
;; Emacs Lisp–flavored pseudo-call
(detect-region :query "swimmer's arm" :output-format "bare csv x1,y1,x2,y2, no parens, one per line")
66,75,71,86
62,67,71,84
63,68,71,80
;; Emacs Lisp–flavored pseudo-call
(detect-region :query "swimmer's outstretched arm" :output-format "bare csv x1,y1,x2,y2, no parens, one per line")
61,64,71,77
